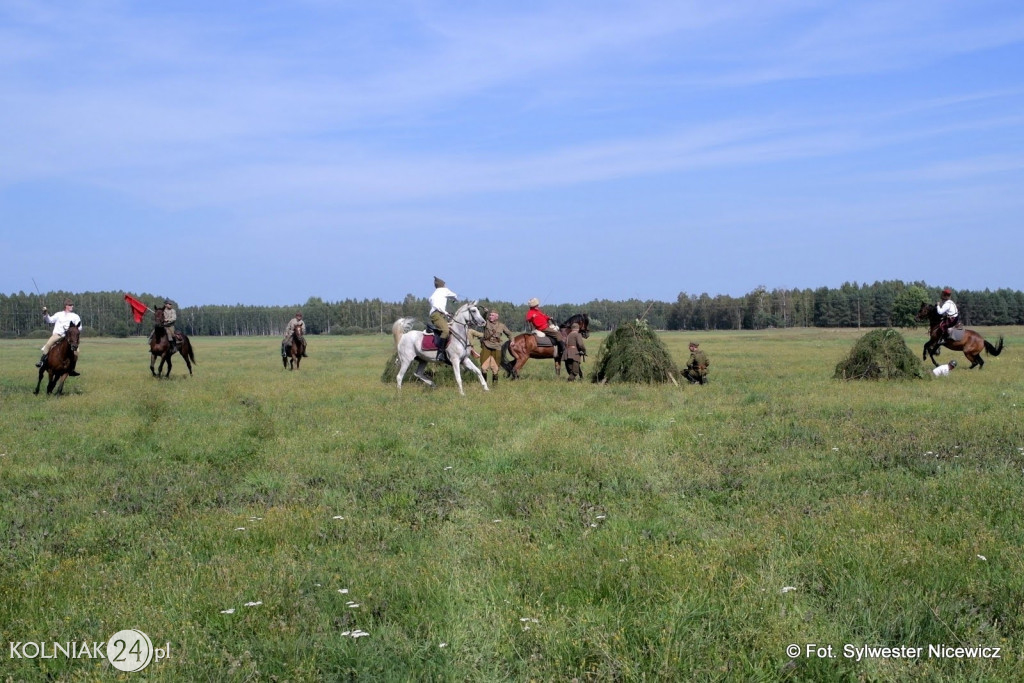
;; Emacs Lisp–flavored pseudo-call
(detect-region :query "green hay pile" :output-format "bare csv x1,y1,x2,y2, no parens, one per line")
380,352,456,386
591,319,680,384
833,328,925,380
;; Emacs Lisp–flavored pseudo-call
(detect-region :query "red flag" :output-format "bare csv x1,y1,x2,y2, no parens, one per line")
124,294,150,323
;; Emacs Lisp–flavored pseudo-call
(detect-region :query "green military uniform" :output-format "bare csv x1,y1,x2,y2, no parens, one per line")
683,343,709,385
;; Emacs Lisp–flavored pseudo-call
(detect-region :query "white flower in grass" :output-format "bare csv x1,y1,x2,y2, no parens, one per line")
439,643,448,648
978,555,987,561
781,586,797,594
234,527,246,531
832,447,839,452
351,630,369,638
338,588,349,594
333,515,345,520
220,609,235,614
340,630,351,636
444,466,453,471
244,601,263,607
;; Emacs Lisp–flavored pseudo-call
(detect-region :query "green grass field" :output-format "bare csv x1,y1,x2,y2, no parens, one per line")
1,327,1022,681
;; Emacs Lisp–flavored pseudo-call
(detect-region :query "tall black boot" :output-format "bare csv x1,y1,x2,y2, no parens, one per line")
36,353,46,368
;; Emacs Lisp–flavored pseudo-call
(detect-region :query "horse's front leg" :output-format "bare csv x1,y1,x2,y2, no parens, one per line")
150,353,158,377
462,357,489,391
34,366,46,394
452,362,466,396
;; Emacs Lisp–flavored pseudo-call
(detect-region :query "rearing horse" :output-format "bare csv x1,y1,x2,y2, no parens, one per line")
501,313,590,379
392,301,489,396
34,321,80,395
917,302,1003,368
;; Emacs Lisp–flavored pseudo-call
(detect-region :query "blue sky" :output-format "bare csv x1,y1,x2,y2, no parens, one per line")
2,0,1023,306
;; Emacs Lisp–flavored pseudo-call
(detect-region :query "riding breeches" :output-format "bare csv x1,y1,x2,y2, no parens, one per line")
41,333,64,354
430,311,451,339
480,346,501,372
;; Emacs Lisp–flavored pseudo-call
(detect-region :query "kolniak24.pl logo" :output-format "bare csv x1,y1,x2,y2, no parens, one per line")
10,630,169,672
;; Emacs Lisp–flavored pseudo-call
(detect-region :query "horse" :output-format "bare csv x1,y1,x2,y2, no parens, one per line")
392,302,488,396
150,324,196,377
500,313,590,379
916,302,1004,368
283,329,305,370
34,322,80,395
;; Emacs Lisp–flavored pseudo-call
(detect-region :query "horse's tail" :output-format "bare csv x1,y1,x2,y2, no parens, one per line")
183,335,196,364
393,318,415,348
500,340,514,373
985,336,1004,357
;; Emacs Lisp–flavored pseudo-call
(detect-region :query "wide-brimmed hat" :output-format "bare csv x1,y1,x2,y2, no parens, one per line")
527,298,540,307
164,299,177,307
434,276,445,288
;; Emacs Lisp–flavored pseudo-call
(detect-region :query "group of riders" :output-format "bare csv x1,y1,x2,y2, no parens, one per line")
29,284,966,384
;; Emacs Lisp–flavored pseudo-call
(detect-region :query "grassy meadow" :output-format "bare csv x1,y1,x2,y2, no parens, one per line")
1,326,1023,681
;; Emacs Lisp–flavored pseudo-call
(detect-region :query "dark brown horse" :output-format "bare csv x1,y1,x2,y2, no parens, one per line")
34,322,80,395
917,302,1003,368
283,328,305,370
150,324,196,377
501,313,589,379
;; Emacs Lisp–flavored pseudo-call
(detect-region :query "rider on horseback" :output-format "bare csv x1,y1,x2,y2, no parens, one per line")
936,288,959,343
429,276,458,364
36,298,82,376
148,300,178,353
526,298,564,361
282,311,308,359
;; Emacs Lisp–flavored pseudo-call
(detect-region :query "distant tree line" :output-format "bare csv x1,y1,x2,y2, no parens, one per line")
1,282,1021,338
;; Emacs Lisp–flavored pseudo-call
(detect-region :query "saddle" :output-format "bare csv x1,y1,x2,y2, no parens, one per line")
947,325,965,342
533,333,554,347
421,334,448,352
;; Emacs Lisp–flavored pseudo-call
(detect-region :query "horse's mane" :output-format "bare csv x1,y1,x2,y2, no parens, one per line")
560,313,588,327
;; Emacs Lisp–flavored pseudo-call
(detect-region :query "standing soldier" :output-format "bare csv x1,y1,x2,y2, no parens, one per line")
37,298,82,375
564,322,586,382
479,310,514,385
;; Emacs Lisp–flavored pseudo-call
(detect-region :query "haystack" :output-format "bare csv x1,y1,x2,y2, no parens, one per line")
833,328,924,380
591,319,680,384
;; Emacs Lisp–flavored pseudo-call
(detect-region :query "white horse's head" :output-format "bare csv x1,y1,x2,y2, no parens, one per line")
455,301,486,327
466,301,486,327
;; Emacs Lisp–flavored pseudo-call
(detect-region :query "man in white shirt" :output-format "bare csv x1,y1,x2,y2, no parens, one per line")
429,276,458,363
936,288,959,342
37,298,82,375
932,359,957,377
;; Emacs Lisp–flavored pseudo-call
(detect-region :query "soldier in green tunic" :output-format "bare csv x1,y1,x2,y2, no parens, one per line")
683,341,709,385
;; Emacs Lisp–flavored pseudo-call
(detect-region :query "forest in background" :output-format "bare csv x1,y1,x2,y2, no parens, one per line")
2,281,1023,338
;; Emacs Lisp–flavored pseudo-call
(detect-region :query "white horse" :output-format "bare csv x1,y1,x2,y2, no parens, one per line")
392,301,489,396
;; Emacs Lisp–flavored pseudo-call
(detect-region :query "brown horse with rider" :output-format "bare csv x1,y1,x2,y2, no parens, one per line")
917,302,1003,369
